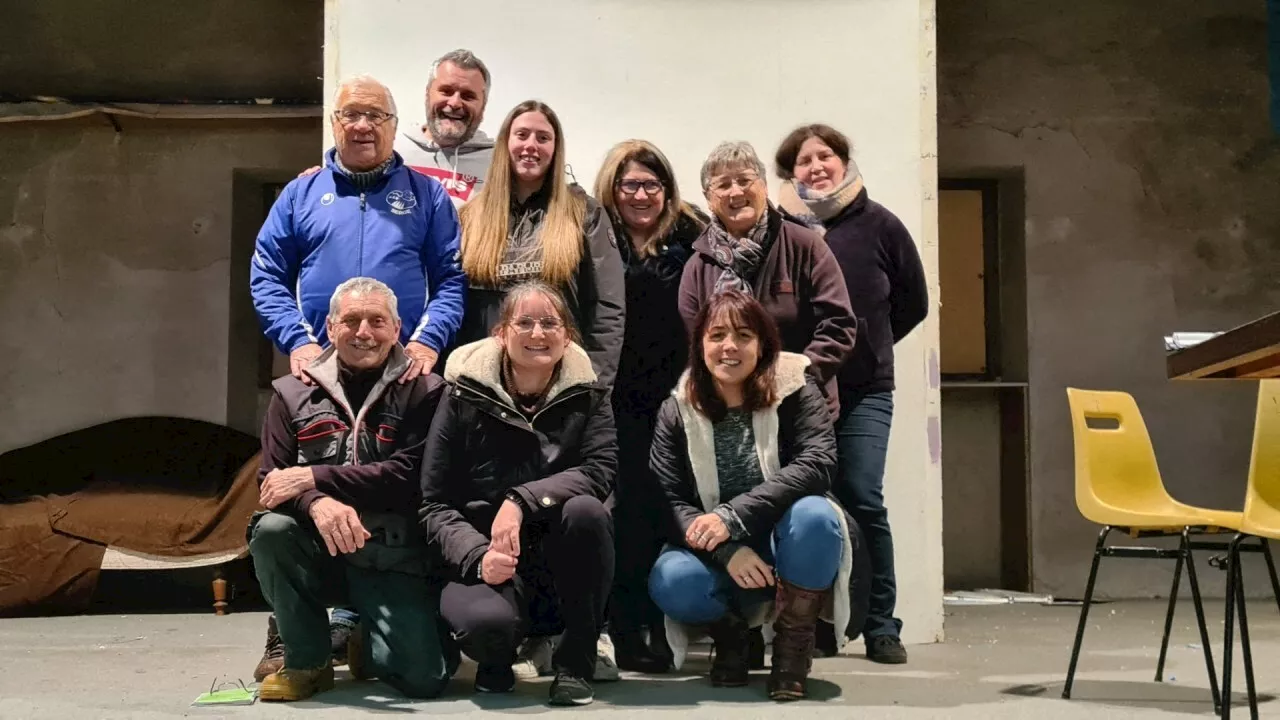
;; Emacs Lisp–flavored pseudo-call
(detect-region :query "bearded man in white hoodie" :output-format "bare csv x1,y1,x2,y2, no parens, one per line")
399,48,495,207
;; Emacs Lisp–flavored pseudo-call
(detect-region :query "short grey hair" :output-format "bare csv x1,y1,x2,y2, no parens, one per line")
427,49,492,105
700,141,768,192
332,74,398,116
328,277,399,321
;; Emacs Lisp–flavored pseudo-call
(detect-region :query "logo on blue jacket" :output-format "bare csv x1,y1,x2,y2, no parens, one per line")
387,190,418,215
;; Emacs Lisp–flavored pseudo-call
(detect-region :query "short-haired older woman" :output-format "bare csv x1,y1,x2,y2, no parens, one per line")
774,124,928,664
678,141,857,424
648,291,863,701
592,140,707,673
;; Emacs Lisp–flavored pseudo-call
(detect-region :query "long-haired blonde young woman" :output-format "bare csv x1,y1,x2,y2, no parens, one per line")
454,100,625,388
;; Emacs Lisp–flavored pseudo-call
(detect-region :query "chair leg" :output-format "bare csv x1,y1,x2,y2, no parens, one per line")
1064,526,1110,699
1184,532,1221,713
1259,539,1280,616
1222,536,1241,720
212,570,228,616
1236,541,1258,720
1155,534,1186,682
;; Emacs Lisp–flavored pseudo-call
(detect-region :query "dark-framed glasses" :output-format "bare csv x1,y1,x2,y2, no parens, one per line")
510,316,564,334
334,109,396,127
617,179,665,196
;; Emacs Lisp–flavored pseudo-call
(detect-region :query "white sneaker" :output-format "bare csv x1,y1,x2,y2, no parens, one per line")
594,633,620,682
512,635,557,679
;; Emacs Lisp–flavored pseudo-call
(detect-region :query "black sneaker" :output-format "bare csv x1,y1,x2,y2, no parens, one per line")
813,620,838,658
747,626,766,670
549,672,594,706
475,664,516,694
866,635,908,664
330,619,354,665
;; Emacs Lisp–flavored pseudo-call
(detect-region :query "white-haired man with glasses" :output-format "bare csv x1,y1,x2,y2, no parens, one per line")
249,75,466,682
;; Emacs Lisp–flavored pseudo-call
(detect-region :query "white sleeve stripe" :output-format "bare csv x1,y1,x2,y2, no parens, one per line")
295,277,318,343
411,273,432,340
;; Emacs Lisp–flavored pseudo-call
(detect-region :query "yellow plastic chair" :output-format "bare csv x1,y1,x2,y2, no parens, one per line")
1063,388,1250,711
1220,380,1280,719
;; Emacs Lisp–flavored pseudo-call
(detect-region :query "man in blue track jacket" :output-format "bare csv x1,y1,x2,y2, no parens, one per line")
251,74,465,386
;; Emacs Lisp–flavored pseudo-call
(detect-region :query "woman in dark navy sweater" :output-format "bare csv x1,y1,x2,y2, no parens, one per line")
774,123,929,664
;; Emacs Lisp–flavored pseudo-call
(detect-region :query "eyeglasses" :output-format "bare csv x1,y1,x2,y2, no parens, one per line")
510,316,564,334
334,109,396,127
617,179,665,196
709,174,761,197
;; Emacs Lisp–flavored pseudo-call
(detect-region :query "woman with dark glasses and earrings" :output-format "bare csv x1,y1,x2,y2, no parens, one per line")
590,140,707,673
420,282,617,707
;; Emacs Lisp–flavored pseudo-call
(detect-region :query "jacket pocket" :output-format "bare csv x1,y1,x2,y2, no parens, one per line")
297,426,345,465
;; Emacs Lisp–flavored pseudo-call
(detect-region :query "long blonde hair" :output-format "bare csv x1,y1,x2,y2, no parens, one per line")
593,139,702,259
460,100,584,286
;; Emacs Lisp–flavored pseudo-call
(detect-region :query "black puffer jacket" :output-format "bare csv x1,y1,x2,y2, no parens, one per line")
612,207,707,420
418,338,617,581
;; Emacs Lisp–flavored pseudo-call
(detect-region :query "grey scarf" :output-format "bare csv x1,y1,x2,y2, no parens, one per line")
705,207,774,296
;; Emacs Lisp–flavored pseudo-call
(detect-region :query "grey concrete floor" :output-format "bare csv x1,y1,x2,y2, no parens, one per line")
0,600,1276,718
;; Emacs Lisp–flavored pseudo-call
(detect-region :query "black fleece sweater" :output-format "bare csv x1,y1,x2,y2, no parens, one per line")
816,188,928,405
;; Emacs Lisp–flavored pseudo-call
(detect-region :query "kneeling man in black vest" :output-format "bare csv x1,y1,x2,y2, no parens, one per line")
249,276,449,702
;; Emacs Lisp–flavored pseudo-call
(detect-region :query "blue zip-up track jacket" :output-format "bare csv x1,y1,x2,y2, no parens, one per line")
250,150,466,354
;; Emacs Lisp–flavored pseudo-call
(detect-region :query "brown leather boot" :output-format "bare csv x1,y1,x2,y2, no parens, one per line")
708,612,750,687
768,581,828,701
253,615,284,683
259,665,335,702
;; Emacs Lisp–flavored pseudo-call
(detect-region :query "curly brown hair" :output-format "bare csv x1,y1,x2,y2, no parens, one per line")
685,291,781,421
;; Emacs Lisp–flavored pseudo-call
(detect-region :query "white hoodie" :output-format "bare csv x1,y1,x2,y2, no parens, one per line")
398,125,495,208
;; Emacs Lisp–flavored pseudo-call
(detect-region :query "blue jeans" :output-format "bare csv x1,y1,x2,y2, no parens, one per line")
648,496,842,624
835,392,900,639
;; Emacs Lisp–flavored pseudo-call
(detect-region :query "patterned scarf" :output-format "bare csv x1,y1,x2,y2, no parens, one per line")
705,207,774,296
776,167,865,236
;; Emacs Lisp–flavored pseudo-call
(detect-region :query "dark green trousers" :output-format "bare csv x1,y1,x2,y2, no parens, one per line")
248,511,448,698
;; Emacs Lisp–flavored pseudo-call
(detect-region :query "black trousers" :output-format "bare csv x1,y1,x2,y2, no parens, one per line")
607,408,669,635
440,495,614,679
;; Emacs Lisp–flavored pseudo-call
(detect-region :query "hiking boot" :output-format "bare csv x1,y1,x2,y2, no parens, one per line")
866,634,908,664
768,580,827,701
613,630,669,674
549,671,594,706
594,632,620,682
259,665,335,702
708,612,750,687
512,635,556,679
253,615,285,683
475,663,516,693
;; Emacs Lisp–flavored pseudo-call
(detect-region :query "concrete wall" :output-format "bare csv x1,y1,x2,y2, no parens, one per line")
326,0,945,642
0,0,322,101
0,117,320,453
939,2,1280,598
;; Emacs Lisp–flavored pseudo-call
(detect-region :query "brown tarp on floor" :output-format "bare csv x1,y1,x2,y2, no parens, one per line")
0,417,261,616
